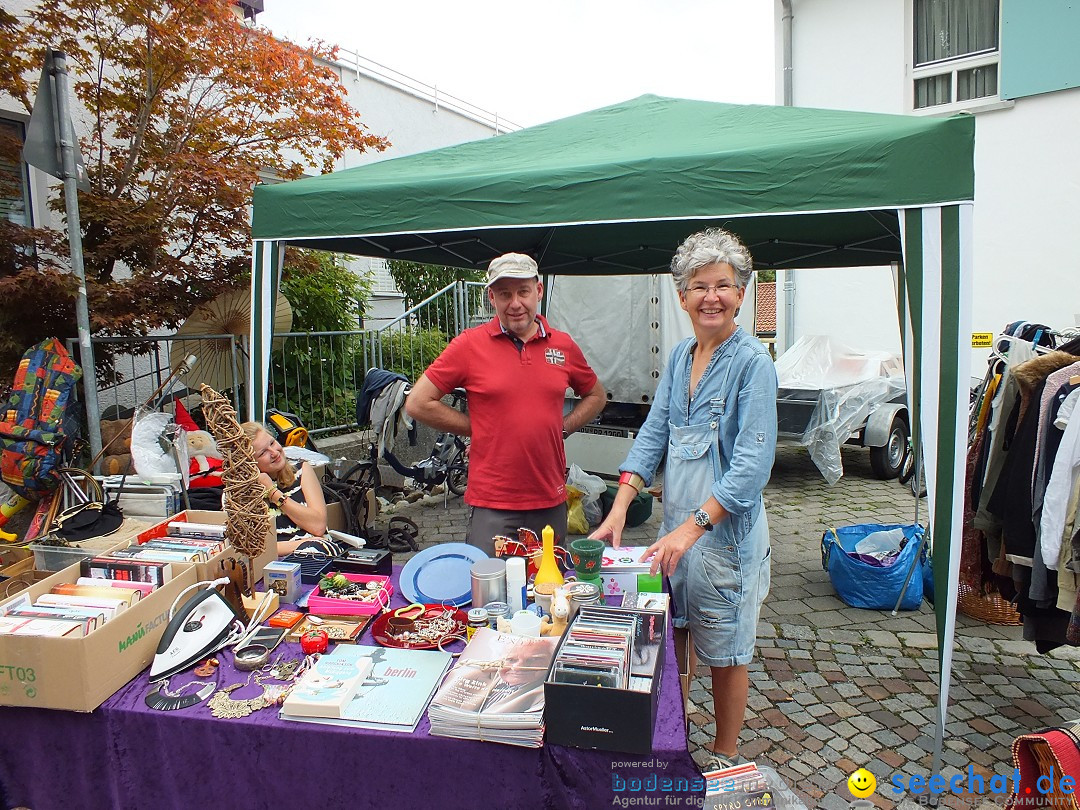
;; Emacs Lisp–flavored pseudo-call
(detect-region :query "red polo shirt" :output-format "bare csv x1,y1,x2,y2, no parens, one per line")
423,315,598,511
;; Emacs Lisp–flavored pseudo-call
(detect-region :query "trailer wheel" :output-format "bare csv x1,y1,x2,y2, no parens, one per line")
870,416,908,480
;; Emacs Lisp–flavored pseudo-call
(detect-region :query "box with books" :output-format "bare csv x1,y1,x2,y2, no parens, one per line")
427,628,558,748
0,558,197,711
544,604,668,755
135,510,275,587
80,555,175,589
281,645,452,732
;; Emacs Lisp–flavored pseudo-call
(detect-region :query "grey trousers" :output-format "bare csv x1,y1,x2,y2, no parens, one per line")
466,502,569,557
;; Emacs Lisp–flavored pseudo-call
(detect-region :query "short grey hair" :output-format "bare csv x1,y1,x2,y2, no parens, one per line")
670,228,754,292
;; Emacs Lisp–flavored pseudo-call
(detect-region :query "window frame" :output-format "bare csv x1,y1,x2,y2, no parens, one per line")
0,116,33,228
908,0,1003,114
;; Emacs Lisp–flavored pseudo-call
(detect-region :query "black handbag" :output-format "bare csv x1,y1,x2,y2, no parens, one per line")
53,472,127,543
53,498,124,542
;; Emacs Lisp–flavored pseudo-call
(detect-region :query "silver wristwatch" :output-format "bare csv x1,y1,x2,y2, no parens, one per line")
693,509,713,531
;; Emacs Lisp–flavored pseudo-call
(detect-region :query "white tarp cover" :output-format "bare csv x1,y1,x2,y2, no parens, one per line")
545,274,756,406
775,335,905,484
545,274,687,405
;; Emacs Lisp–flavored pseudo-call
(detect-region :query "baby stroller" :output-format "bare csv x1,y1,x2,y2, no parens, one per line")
350,368,468,497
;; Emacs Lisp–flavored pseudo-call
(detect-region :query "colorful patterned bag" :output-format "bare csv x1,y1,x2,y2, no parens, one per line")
0,338,83,499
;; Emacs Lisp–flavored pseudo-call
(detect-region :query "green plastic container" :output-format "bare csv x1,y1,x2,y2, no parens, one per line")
599,484,654,528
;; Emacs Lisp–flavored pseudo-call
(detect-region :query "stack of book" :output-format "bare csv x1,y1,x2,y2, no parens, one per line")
0,580,144,637
86,521,226,575
427,628,558,748
280,645,452,733
703,761,776,810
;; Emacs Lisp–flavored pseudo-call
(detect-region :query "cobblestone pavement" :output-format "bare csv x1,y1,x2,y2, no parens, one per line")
364,443,1080,810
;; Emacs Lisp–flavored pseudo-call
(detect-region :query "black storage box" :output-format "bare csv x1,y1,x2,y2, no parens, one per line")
544,607,667,755
332,548,392,577
281,551,334,584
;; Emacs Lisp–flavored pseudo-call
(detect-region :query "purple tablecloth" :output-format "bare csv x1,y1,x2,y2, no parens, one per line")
0,571,701,810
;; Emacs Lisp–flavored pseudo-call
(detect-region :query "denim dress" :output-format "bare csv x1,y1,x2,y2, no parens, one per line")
622,327,778,667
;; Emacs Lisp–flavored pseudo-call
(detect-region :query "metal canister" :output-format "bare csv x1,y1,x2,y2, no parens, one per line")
482,600,511,629
565,580,603,620
470,559,507,608
466,608,489,640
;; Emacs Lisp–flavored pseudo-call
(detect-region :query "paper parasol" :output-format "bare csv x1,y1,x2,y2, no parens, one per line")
169,288,292,392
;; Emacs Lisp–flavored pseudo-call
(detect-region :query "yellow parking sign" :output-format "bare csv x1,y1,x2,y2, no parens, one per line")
971,332,994,348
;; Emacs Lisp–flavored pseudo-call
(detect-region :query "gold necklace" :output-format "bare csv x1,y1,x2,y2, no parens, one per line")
207,673,267,719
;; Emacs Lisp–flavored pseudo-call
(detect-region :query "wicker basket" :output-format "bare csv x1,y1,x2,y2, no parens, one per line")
1030,739,1080,809
957,582,1022,625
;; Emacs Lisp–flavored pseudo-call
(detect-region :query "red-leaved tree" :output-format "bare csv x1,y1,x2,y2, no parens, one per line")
0,0,386,376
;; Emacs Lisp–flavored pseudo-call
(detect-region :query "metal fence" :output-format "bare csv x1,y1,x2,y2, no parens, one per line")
66,334,243,421
67,280,488,438
269,281,491,435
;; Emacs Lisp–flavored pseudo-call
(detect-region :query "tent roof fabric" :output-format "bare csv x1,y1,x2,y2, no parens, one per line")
252,94,974,273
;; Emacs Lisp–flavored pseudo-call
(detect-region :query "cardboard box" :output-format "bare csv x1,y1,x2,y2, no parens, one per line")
136,510,276,586
0,564,54,600
0,562,197,711
544,608,667,755
0,546,32,571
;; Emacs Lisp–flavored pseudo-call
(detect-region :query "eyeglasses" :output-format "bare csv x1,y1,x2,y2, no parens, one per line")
685,282,738,297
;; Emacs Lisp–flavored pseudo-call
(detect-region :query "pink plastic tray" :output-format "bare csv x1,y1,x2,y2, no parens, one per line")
307,572,393,617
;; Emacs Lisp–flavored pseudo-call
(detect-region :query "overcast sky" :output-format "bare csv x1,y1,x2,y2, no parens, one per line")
258,1,777,128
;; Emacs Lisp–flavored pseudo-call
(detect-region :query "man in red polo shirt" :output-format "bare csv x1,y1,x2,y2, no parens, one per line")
406,253,606,554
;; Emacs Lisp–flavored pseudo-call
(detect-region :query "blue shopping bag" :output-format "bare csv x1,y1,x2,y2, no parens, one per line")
820,523,926,611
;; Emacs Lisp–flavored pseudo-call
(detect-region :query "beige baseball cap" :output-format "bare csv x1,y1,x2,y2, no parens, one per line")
486,253,539,287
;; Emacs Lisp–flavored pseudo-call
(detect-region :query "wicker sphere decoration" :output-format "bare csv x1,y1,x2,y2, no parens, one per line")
199,384,268,557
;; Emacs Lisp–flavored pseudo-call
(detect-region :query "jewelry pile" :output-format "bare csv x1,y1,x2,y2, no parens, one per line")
384,608,464,646
207,653,303,719
317,573,387,604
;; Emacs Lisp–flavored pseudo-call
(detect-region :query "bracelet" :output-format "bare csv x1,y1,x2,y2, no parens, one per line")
234,644,271,671
618,471,645,493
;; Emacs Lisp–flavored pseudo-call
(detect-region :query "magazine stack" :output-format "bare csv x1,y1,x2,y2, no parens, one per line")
427,628,557,748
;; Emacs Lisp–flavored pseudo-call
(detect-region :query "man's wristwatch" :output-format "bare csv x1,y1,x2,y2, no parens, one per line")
562,429,570,440
693,509,713,531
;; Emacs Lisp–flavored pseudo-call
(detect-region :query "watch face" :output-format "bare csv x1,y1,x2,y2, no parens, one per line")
694,510,710,527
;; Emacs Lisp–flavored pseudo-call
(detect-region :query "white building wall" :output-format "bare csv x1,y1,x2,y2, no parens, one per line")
778,0,907,114
773,0,1080,372
776,267,902,357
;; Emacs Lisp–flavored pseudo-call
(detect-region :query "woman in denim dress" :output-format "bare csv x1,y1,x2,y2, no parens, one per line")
591,228,778,771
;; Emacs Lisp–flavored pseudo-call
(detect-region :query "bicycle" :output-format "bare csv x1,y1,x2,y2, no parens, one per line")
336,388,469,500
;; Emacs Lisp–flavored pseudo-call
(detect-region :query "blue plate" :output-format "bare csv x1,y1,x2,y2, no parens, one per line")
398,543,489,607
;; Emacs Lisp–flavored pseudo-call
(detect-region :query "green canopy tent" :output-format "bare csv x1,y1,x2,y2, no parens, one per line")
250,95,974,767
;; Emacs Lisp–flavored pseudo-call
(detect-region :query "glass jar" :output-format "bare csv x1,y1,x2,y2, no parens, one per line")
466,608,489,640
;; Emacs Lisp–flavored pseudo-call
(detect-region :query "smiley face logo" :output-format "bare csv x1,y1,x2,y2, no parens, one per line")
847,768,876,798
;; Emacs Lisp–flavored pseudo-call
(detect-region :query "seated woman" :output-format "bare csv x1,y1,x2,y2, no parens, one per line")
240,422,335,557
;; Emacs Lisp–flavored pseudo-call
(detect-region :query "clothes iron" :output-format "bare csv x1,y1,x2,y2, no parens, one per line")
149,585,245,682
